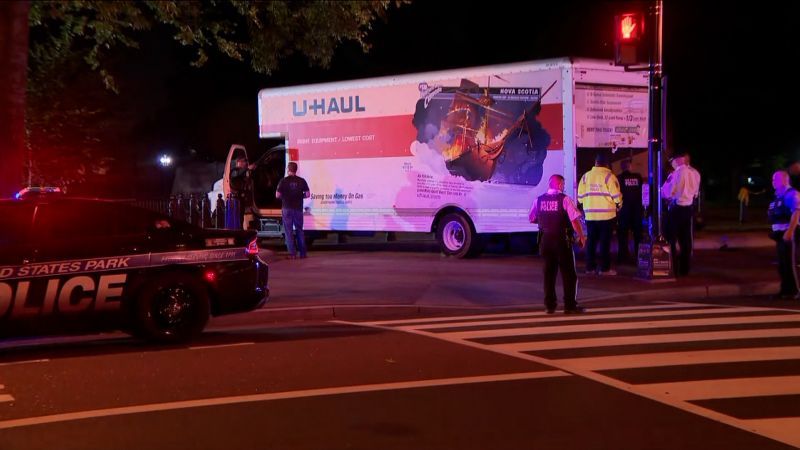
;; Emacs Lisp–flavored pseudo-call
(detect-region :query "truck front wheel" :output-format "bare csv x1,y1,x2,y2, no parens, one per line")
436,213,479,258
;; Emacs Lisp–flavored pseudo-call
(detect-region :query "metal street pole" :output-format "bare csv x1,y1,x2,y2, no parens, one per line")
636,0,674,280
648,0,663,239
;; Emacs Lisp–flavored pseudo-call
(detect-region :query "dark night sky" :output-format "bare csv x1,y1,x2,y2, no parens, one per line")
115,1,800,199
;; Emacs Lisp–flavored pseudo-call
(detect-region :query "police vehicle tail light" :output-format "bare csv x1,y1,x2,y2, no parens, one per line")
245,238,259,256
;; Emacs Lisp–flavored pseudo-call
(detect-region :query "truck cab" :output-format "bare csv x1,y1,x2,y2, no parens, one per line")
212,142,287,239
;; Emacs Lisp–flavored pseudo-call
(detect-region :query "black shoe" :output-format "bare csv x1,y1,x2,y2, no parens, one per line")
564,305,586,314
545,307,556,314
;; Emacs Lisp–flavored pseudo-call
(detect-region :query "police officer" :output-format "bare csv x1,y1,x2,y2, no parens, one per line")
660,151,701,276
617,159,643,264
768,170,800,300
530,174,587,314
578,153,622,275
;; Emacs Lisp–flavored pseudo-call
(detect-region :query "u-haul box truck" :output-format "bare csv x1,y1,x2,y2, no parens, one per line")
223,57,649,257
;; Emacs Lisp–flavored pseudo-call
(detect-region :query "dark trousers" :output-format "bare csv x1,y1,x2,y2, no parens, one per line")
665,205,693,276
586,219,614,272
617,210,643,263
772,231,800,295
541,234,578,310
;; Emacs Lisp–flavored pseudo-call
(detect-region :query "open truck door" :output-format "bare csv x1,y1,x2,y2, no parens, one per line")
217,143,288,238
222,144,250,199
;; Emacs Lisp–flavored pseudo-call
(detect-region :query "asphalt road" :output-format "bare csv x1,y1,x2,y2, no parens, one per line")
2,299,800,449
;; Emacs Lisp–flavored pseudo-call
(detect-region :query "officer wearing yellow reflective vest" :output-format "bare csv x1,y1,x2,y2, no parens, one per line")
577,153,622,275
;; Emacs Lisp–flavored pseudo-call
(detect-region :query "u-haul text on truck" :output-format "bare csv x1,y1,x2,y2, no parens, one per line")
232,58,648,257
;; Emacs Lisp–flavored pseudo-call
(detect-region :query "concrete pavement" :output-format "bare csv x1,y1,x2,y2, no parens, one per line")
248,229,793,322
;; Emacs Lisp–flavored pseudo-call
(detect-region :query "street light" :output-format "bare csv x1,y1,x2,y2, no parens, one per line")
159,154,173,168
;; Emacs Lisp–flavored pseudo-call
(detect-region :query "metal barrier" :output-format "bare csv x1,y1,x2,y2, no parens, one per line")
133,193,242,230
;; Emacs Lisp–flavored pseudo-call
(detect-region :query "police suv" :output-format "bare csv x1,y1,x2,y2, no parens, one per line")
0,195,269,343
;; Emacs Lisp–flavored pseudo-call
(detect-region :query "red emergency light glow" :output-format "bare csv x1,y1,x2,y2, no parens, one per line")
204,270,217,283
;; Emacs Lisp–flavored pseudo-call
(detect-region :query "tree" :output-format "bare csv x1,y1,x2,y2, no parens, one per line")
19,1,405,189
0,1,29,198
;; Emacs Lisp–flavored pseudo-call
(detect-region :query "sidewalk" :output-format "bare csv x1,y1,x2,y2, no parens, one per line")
249,229,791,322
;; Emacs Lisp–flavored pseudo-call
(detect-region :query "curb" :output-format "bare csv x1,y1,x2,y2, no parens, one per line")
255,304,535,322
586,281,779,303
255,281,781,321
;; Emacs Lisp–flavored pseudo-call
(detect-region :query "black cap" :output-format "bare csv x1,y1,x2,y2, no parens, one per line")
669,150,688,161
595,152,609,166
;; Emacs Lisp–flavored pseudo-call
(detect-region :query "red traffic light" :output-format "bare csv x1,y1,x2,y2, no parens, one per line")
614,12,646,66
617,13,644,42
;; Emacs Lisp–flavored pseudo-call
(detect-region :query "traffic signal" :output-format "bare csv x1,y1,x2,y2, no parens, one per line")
614,12,646,66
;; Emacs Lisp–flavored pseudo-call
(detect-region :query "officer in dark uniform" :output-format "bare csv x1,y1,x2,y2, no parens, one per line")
768,170,800,299
530,174,587,314
617,159,643,264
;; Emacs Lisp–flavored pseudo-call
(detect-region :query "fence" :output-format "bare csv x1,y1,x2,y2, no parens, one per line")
133,193,242,230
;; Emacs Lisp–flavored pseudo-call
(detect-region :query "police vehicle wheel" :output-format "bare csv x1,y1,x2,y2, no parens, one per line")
436,212,478,258
134,272,210,343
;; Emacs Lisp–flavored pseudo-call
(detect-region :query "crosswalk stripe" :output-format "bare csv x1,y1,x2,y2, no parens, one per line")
351,304,800,448
410,307,776,331
740,418,800,448
440,314,800,340
499,328,800,352
0,395,14,403
558,346,800,371
638,376,800,401
364,302,712,326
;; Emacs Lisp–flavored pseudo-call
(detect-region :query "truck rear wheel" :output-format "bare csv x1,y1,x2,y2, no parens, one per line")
436,213,479,258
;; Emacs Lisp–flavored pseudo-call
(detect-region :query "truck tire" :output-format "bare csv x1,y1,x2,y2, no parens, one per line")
436,212,479,258
133,272,210,343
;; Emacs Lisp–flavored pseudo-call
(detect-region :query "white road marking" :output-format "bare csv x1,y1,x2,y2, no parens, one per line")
344,302,800,448
0,359,50,367
500,328,800,352
439,314,800,340
363,303,713,326
189,342,255,350
639,376,800,401
0,370,569,430
741,418,800,448
406,306,771,331
0,395,14,403
557,347,800,371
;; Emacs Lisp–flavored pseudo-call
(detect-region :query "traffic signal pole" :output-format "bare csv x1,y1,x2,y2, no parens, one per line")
649,0,664,239
635,0,674,280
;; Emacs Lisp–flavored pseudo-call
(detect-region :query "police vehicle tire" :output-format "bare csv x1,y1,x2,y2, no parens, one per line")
133,272,211,343
436,212,479,258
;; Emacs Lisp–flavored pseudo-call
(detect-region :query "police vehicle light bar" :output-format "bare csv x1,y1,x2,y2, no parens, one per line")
15,186,63,199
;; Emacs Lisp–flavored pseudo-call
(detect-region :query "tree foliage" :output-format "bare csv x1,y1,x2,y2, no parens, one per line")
26,0,404,188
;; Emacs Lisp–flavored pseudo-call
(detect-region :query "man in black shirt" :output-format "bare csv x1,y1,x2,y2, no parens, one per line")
617,159,643,264
276,162,311,259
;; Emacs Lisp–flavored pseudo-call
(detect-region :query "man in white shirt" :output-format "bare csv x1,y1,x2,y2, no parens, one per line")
661,151,701,276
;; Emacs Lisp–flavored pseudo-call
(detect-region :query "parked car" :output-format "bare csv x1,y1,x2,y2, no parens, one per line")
0,195,269,343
